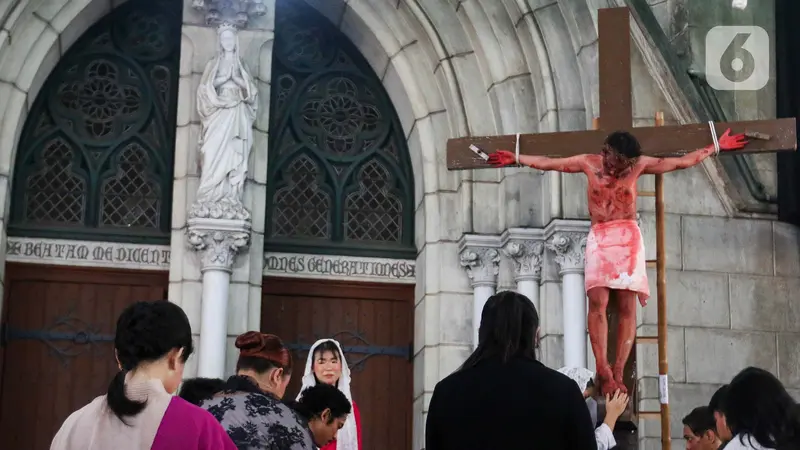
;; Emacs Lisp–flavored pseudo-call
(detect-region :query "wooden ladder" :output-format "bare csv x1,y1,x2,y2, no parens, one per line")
636,112,671,449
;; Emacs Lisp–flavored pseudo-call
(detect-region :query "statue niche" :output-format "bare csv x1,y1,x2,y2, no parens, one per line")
190,24,257,221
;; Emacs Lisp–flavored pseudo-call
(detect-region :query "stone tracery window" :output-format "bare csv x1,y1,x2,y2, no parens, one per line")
9,0,180,243
267,0,415,258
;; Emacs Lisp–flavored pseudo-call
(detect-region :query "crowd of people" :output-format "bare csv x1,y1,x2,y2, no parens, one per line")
49,301,362,450
423,290,800,450
48,293,800,449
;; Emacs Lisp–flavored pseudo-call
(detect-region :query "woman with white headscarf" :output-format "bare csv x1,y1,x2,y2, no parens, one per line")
558,366,629,450
297,339,362,450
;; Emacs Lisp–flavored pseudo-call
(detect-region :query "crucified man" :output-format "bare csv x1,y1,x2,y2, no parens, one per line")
488,129,747,395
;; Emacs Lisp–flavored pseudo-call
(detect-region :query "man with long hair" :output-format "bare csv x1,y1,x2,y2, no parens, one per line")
424,291,596,450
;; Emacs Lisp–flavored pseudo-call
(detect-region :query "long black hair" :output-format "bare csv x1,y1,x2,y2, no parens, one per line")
459,290,539,370
287,383,351,423
107,301,194,423
722,367,800,450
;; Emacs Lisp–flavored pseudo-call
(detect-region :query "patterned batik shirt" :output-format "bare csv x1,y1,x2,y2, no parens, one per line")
200,376,315,450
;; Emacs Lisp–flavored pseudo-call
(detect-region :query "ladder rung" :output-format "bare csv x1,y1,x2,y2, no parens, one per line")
646,259,657,268
639,411,662,419
638,190,656,197
637,335,659,344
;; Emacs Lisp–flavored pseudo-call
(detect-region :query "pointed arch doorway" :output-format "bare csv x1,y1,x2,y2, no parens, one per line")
262,1,416,449
0,1,180,447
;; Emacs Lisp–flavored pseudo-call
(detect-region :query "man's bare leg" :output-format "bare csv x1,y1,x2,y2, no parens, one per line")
587,286,615,394
612,289,638,393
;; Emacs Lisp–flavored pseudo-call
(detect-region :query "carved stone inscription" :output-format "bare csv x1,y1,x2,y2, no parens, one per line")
264,253,415,283
6,238,170,270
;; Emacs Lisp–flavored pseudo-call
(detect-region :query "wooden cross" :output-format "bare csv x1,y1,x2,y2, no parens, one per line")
446,7,796,170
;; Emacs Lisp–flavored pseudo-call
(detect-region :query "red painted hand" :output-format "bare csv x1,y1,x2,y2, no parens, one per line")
718,128,748,151
487,150,516,167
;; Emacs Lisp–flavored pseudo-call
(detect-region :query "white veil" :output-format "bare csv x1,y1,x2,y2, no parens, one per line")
558,366,599,425
297,339,358,450
557,366,595,392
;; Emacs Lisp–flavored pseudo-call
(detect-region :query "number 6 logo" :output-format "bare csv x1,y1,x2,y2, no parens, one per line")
705,26,770,91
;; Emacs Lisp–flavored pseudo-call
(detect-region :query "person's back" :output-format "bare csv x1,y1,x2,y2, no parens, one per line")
427,357,595,449
52,386,233,450
49,301,235,450
425,291,596,450
192,332,318,449
201,385,315,449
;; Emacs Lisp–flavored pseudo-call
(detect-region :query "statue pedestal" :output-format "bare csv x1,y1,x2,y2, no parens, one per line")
187,216,251,379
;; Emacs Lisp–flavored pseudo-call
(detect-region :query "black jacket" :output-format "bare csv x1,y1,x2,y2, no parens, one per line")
425,356,597,450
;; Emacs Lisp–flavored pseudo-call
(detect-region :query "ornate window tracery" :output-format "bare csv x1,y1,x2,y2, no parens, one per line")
9,0,180,243
267,0,415,258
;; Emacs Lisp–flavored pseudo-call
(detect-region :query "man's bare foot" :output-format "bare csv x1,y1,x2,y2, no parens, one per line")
612,370,629,394
600,378,618,396
597,365,616,395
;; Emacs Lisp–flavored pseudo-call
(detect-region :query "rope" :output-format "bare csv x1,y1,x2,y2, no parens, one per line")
708,121,720,155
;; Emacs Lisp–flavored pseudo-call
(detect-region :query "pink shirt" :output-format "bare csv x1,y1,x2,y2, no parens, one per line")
50,377,236,450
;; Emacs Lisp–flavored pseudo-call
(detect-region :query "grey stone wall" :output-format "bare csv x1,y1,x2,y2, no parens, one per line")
636,212,800,448
631,2,800,448
1,1,797,449
650,0,779,206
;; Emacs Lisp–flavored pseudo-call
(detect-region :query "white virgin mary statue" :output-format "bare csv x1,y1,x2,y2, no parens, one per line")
193,24,257,220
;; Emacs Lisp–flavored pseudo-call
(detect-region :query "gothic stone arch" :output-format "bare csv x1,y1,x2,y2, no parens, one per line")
266,0,416,259
0,2,179,447
8,0,181,244
261,3,417,450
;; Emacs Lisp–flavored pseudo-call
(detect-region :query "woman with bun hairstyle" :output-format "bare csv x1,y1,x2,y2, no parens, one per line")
297,339,362,450
197,331,316,449
50,301,236,450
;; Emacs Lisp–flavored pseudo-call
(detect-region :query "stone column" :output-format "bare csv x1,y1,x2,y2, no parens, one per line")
188,219,250,377
458,235,502,349
180,0,267,379
502,228,545,312
193,0,275,377
546,221,590,368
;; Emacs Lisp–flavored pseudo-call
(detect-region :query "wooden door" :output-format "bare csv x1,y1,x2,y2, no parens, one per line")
0,264,168,450
262,278,413,450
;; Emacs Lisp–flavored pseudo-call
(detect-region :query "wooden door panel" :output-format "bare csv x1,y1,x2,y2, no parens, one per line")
0,264,167,450
262,278,413,450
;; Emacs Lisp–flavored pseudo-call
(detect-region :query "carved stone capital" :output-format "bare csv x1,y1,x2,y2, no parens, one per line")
501,228,545,282
504,240,545,281
192,0,267,27
546,232,588,275
187,217,251,273
459,247,501,287
543,220,591,276
458,235,503,288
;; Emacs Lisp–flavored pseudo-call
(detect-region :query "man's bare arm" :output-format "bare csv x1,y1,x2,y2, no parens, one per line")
519,155,586,173
640,145,714,174
641,129,748,174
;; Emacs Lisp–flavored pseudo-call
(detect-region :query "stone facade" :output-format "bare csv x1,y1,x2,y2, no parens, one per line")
0,0,796,449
